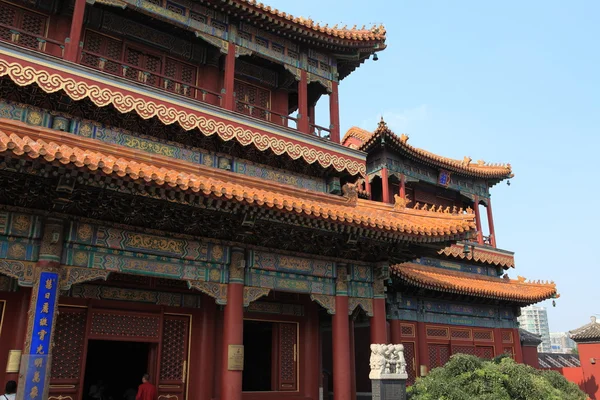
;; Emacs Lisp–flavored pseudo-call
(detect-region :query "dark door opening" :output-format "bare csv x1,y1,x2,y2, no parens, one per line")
83,340,150,400
242,320,273,391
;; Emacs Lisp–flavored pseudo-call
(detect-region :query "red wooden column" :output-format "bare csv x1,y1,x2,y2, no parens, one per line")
197,297,216,400
349,319,357,400
64,0,86,61
417,322,429,377
364,175,371,200
333,265,351,400
219,248,245,400
390,320,402,344
223,43,237,111
329,81,341,143
381,168,390,204
493,329,505,359
371,273,388,344
513,328,524,363
298,70,310,134
399,174,406,198
4,288,31,383
486,199,497,247
473,196,483,244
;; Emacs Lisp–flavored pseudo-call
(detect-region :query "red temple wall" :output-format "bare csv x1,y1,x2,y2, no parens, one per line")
0,289,30,386
521,345,540,369
578,342,600,399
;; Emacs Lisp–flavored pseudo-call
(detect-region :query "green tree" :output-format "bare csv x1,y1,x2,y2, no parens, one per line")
407,354,586,400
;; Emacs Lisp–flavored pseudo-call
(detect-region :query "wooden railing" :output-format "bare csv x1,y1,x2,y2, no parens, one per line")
0,22,64,56
235,99,299,130
79,49,223,106
311,123,331,140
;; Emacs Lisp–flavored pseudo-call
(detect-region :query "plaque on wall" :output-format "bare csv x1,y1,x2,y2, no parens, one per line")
6,350,21,373
227,345,244,371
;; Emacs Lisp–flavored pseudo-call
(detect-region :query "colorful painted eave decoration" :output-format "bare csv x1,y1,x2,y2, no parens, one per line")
0,49,366,176
391,263,557,304
438,243,515,269
356,120,513,180
0,119,476,241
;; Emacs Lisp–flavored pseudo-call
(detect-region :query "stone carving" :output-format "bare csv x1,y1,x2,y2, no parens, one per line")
342,183,358,205
393,194,411,210
369,344,407,379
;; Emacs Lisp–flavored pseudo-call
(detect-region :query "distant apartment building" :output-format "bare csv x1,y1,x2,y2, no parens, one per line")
518,306,552,352
550,332,577,354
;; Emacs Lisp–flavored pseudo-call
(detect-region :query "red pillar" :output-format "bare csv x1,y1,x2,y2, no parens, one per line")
370,298,388,344
4,288,31,382
473,196,483,244
329,81,341,143
493,329,505,359
64,0,86,62
223,43,236,111
399,174,406,198
486,199,497,247
198,297,216,400
390,320,402,344
298,70,309,134
349,319,357,400
364,176,371,200
304,302,320,400
417,322,429,377
513,328,524,363
381,168,390,204
308,104,316,125
333,295,351,400
220,277,244,400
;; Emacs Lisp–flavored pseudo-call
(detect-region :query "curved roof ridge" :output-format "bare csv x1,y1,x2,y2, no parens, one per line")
237,0,387,42
342,126,373,148
569,316,600,343
360,118,514,180
390,262,557,304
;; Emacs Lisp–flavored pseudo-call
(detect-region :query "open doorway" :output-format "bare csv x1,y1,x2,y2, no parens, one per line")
243,320,273,391
83,340,151,400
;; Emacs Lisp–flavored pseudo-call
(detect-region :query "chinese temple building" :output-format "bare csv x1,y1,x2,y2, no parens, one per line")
340,122,558,392
0,1,556,400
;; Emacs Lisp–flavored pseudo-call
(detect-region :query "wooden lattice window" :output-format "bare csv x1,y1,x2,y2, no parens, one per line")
123,46,163,87
426,326,449,339
428,344,450,369
401,323,415,338
473,330,494,342
451,328,472,340
501,331,513,343
50,308,87,380
475,346,495,359
0,2,47,50
164,58,197,97
503,347,515,359
452,345,476,356
82,30,123,74
234,80,270,120
89,310,160,340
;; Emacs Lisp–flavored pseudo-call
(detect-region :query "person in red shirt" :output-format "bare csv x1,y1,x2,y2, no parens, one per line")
135,374,157,400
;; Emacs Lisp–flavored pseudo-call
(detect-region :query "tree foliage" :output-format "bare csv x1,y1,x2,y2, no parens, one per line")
407,354,586,400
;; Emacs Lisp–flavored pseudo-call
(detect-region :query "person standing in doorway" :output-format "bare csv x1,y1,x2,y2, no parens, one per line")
135,374,156,400
2,381,16,400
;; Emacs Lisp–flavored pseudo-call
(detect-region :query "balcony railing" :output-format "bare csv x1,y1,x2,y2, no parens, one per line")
0,20,338,142
235,99,298,129
80,49,223,106
0,22,64,56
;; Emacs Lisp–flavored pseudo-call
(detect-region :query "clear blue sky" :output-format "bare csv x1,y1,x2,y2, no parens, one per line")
267,0,600,332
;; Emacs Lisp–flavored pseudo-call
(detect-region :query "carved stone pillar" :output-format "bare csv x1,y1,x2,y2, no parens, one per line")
369,344,408,400
17,218,65,400
219,247,245,400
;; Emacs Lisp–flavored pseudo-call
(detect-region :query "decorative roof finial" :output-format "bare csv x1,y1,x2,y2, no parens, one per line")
592,316,597,324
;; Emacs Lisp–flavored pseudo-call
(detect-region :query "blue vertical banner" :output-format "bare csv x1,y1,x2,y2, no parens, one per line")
22,271,58,400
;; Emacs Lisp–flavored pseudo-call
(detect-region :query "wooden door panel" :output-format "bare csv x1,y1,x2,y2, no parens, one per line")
277,322,297,391
158,315,190,400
